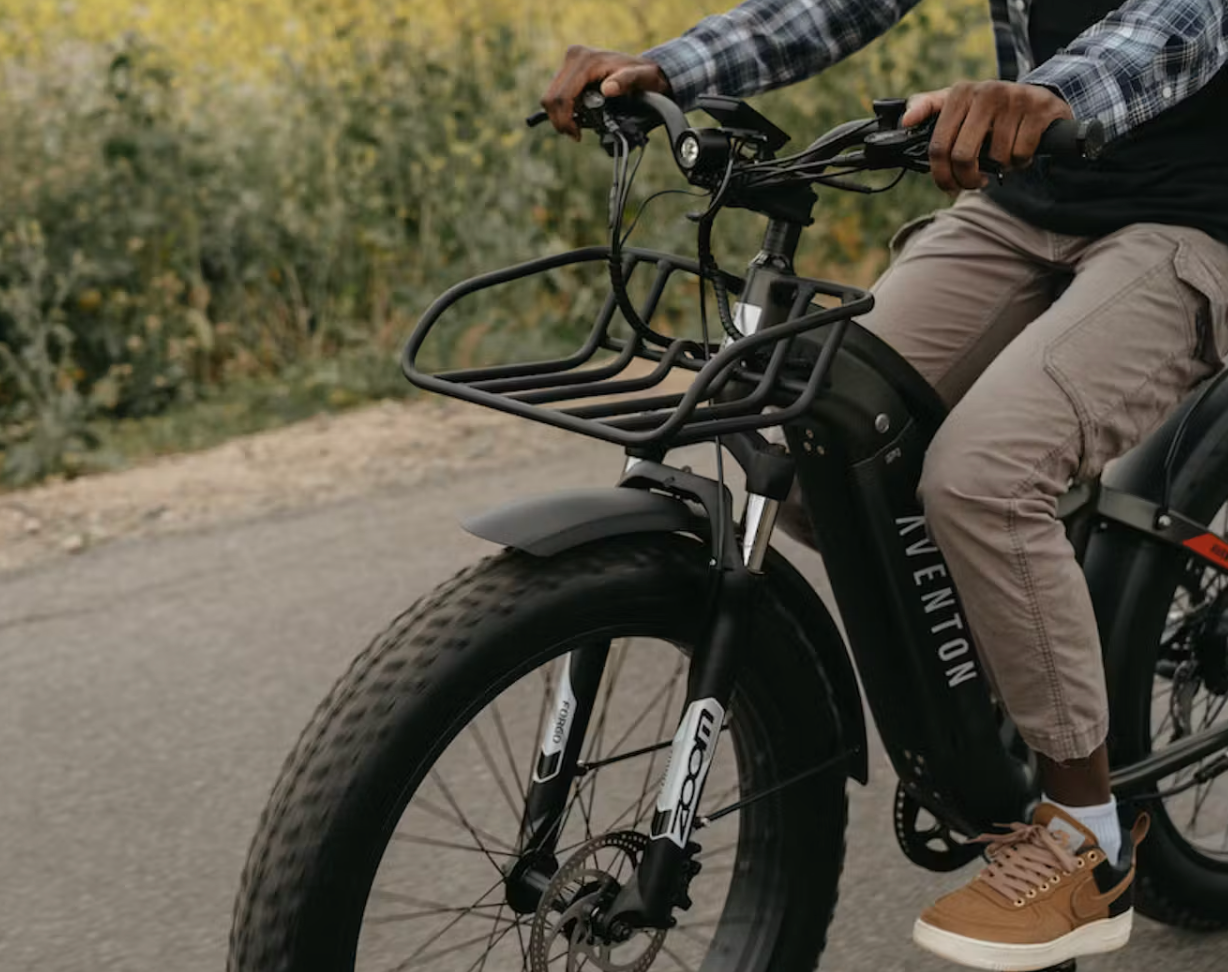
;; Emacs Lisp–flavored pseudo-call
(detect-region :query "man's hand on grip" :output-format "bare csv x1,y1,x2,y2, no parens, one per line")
541,46,671,140
901,81,1074,193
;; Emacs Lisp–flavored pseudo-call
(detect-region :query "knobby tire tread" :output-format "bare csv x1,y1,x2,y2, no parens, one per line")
228,534,849,972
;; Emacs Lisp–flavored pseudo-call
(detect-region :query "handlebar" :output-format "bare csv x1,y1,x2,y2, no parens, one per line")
528,90,1105,191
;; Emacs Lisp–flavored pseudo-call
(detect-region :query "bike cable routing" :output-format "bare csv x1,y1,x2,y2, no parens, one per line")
403,91,1103,453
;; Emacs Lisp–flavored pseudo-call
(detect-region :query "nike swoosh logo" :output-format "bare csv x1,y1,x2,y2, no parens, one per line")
1071,865,1134,921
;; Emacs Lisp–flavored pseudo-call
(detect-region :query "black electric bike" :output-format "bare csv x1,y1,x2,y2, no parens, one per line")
229,92,1228,972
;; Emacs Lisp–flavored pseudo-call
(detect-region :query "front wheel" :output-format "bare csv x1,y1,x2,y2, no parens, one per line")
228,533,850,972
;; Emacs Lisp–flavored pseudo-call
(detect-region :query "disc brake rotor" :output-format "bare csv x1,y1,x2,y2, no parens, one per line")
528,831,667,972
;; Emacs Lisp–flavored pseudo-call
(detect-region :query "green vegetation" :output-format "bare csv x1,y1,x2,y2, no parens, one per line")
0,7,992,486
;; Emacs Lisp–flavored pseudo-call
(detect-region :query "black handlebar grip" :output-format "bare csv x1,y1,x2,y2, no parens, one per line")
1037,118,1105,161
526,109,549,128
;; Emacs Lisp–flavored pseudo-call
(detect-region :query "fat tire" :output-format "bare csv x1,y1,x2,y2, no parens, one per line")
1100,438,1228,930
228,533,850,971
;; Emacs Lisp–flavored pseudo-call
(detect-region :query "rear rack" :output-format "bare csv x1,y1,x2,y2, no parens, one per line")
401,246,873,450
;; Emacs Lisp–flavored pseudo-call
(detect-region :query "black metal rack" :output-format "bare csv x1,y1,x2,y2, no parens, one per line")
401,246,874,450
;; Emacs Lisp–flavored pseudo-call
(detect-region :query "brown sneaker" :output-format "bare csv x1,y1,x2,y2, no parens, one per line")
912,804,1150,971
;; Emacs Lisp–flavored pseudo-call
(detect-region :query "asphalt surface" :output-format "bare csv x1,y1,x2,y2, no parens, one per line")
2,436,1226,971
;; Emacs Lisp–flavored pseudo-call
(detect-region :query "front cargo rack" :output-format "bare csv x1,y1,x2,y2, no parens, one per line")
402,245,874,450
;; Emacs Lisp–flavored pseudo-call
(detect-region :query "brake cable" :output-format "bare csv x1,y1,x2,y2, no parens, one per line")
606,131,669,348
693,152,741,343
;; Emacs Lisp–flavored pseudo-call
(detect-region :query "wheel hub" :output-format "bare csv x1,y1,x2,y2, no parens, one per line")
528,831,666,972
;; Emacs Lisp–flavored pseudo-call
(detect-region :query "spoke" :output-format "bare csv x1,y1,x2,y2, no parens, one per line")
1190,774,1216,831
470,718,524,821
490,699,527,802
595,672,690,777
369,890,506,910
553,661,689,846
391,832,516,857
513,914,530,971
585,641,629,764
1188,729,1227,831
582,641,629,835
575,777,596,844
659,941,699,972
473,898,509,972
408,923,521,970
387,874,507,972
1202,693,1228,731
1154,707,1175,745
367,889,506,923
414,794,517,854
378,873,503,972
580,738,674,772
425,772,513,874
366,906,510,926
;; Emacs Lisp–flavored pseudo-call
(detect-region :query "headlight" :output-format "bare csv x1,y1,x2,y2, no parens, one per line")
677,134,701,169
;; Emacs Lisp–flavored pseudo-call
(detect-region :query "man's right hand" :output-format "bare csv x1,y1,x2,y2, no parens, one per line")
541,46,671,141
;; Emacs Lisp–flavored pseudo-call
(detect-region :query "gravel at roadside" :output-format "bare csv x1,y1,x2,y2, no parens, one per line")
0,399,573,574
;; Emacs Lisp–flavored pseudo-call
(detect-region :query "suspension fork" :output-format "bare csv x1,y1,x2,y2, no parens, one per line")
603,468,783,929
515,453,662,860
606,565,763,927
518,641,611,855
506,640,611,913
513,449,788,926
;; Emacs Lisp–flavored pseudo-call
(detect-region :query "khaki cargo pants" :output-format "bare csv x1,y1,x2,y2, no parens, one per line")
786,191,1228,762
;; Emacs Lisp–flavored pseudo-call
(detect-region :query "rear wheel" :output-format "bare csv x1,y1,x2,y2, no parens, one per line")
1105,486,1228,928
228,534,850,972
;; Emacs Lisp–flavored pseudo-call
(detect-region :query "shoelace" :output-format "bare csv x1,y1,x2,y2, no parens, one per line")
974,823,1083,903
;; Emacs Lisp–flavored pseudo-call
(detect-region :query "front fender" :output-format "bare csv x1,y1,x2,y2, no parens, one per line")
462,487,700,557
462,487,869,783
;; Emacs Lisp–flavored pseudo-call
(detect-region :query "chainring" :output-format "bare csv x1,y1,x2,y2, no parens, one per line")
893,784,982,873
528,831,667,972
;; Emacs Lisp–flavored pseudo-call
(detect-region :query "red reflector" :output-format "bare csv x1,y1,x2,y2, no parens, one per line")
1183,533,1228,569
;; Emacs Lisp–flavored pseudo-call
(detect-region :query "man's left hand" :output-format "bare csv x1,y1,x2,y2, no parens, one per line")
900,81,1074,193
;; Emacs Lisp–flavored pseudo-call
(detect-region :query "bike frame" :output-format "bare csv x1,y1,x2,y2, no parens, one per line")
504,214,1228,930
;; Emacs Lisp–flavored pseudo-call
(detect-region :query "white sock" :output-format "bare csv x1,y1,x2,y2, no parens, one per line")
1045,793,1122,865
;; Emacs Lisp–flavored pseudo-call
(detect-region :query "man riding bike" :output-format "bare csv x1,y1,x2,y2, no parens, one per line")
541,0,1228,967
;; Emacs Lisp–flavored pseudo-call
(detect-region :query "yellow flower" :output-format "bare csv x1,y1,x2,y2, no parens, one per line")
76,289,103,313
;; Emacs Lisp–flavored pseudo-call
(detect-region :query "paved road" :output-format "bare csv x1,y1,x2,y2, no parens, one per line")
2,437,1225,971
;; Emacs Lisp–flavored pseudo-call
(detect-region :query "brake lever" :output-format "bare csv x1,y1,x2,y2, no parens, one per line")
523,92,625,142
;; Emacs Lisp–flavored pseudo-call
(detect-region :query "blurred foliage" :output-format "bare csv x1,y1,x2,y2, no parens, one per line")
0,1,992,485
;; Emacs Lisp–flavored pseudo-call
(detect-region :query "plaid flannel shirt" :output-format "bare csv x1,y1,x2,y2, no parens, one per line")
644,0,1228,143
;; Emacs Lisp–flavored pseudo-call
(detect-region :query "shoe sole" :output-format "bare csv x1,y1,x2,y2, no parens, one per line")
912,910,1133,971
